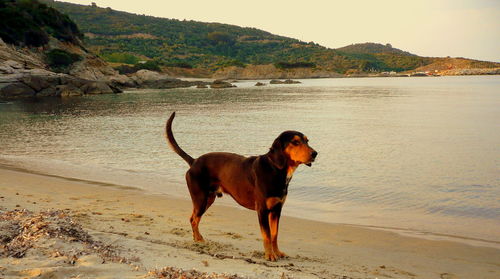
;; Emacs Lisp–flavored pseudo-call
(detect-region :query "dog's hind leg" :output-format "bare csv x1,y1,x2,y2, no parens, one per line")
185,171,213,242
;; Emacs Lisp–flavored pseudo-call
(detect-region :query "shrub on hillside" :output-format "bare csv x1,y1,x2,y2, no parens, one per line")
101,52,139,64
275,61,316,69
46,49,82,72
165,62,193,69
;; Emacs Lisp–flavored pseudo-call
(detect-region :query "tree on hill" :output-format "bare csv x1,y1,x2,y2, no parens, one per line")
207,32,235,45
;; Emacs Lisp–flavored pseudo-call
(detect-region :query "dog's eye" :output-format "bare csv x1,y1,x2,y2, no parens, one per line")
291,140,300,146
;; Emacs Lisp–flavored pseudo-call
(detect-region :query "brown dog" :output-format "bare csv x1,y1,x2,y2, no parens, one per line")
165,112,317,261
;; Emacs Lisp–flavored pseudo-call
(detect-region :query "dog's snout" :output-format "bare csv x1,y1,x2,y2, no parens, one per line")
311,150,318,159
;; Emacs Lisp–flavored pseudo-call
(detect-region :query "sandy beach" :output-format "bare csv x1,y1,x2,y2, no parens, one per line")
0,166,499,279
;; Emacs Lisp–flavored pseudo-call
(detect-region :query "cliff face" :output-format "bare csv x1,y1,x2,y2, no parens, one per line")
0,34,126,81
0,0,134,99
0,36,131,99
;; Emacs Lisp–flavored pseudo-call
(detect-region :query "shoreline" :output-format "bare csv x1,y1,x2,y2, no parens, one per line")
2,70,500,101
1,166,499,278
1,159,499,250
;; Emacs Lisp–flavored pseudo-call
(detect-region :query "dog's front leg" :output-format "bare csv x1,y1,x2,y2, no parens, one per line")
257,207,278,261
269,207,286,258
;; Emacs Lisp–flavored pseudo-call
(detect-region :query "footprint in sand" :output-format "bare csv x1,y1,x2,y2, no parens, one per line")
440,273,458,279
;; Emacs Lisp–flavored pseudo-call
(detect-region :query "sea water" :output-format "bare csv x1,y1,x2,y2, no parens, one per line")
1,76,499,245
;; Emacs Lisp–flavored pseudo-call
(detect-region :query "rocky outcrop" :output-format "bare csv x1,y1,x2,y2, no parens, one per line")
439,67,500,76
210,80,236,89
0,60,118,99
0,82,36,98
255,82,266,86
269,79,301,84
0,37,131,99
128,70,210,89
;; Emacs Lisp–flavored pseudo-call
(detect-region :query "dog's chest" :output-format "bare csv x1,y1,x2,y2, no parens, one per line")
286,166,298,185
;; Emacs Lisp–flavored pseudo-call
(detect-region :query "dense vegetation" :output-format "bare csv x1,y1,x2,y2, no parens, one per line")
7,0,491,74
40,1,427,73
38,0,440,73
46,48,81,72
0,0,82,47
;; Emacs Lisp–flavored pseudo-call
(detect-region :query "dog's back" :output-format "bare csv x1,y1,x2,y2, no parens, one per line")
190,152,258,210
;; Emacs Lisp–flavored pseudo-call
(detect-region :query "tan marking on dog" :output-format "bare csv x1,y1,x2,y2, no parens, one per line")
286,165,297,184
285,136,313,164
266,197,286,210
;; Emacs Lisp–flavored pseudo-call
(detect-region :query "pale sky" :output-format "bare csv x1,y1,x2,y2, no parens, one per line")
59,0,499,62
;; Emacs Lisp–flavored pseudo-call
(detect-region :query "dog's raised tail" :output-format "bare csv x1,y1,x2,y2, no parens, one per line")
165,112,194,166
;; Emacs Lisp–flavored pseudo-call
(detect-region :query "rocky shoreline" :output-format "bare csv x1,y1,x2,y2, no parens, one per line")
0,61,119,99
0,59,214,100
3,66,500,100
1,37,499,100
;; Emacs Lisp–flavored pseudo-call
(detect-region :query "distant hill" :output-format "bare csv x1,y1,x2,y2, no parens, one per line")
40,0,499,75
337,43,415,56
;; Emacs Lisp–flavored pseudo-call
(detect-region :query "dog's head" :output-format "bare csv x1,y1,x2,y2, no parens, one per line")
268,131,317,169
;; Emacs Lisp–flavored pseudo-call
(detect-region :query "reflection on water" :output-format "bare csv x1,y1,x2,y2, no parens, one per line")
1,76,499,243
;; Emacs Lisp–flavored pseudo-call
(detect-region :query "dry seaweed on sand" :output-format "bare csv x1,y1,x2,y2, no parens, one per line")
0,209,126,262
148,266,247,279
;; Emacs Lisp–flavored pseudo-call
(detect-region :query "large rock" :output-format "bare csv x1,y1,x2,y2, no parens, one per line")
128,70,208,89
3,60,24,69
80,81,114,95
0,82,36,98
56,84,83,97
37,87,57,97
131,69,164,83
20,75,59,91
270,79,301,84
106,74,136,88
210,80,236,89
130,70,186,88
0,65,14,74
59,75,88,88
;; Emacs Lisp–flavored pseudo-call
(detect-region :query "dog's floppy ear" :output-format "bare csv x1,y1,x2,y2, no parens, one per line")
268,137,286,169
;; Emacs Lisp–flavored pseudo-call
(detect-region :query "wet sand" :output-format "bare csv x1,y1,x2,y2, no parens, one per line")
0,167,499,279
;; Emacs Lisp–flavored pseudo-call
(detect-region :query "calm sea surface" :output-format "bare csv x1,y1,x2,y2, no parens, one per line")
1,76,499,245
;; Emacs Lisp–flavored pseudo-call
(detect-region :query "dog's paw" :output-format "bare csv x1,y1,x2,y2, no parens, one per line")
275,250,287,258
264,252,278,262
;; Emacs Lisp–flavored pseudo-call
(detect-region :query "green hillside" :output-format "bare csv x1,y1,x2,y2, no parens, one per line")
0,0,82,47
42,0,329,70
39,0,496,74
0,0,89,73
